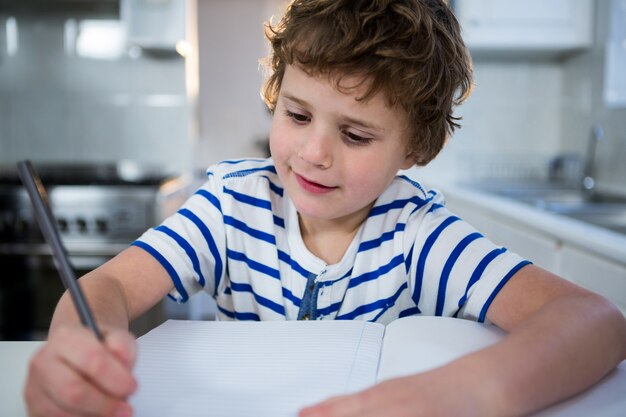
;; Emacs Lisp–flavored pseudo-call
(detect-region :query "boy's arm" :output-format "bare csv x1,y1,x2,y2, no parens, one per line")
476,264,626,415
24,245,174,417
50,245,176,330
300,264,626,417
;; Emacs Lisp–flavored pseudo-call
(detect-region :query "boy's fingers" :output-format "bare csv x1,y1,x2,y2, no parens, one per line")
25,385,73,417
49,326,137,399
300,393,365,417
104,329,138,369
39,358,132,417
25,349,132,417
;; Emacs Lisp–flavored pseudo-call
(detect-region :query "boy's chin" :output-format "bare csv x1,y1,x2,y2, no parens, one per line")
294,201,342,222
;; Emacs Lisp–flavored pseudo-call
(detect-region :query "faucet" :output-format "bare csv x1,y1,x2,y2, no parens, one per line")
581,124,604,199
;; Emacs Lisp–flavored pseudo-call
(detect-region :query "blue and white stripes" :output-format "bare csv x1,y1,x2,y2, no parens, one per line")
133,158,529,325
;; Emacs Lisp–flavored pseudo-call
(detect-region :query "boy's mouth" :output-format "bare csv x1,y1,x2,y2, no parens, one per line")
295,173,336,194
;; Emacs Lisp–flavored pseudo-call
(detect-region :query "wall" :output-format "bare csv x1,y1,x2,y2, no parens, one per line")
0,11,192,176
419,60,564,184
561,0,626,197
194,0,282,171
422,0,626,194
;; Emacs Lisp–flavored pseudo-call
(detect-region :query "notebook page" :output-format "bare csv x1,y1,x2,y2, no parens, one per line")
377,316,505,381
130,319,385,417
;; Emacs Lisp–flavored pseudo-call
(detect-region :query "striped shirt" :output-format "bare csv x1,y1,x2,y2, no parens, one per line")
133,158,530,325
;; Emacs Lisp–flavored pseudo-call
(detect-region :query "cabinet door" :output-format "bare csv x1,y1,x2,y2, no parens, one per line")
445,197,559,273
122,0,187,50
486,220,559,273
453,0,593,53
558,245,626,316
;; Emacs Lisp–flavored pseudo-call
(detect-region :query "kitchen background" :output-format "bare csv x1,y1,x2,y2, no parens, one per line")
1,0,625,339
1,0,623,186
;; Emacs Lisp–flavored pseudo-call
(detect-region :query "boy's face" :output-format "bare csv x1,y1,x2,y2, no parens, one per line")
270,65,415,230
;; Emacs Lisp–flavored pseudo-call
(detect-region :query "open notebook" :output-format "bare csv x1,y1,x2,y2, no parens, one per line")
129,316,505,417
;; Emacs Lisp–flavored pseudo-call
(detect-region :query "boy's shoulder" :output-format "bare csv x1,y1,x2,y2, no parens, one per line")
387,168,444,205
204,158,279,182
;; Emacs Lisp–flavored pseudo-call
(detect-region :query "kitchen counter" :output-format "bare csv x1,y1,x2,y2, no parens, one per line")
429,180,626,266
421,179,626,314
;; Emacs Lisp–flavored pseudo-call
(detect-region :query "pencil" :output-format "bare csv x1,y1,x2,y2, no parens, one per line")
17,159,104,341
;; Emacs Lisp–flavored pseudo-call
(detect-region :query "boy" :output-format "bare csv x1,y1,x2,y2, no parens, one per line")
24,1,626,416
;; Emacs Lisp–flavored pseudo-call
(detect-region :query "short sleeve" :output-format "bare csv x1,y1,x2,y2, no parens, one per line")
404,190,531,322
132,167,227,302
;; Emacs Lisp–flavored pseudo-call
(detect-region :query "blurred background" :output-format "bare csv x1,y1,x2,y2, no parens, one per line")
0,0,624,340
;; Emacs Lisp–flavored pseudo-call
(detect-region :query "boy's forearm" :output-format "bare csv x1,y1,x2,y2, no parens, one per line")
49,273,131,335
458,294,626,417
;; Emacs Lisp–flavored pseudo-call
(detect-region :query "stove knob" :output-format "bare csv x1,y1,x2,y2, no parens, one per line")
57,217,68,232
76,217,88,233
95,218,108,233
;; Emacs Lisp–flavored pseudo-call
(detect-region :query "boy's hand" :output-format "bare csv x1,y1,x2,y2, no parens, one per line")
298,367,489,417
23,325,138,417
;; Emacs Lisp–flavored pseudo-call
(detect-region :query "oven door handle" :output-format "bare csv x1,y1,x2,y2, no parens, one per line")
0,243,129,257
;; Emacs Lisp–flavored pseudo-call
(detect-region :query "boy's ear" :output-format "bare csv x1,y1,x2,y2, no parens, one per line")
401,150,419,170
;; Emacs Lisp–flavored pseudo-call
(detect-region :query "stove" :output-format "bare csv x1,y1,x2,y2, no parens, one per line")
0,161,187,340
1,161,175,245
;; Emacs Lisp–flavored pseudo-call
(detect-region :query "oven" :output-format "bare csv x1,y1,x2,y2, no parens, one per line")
0,162,186,340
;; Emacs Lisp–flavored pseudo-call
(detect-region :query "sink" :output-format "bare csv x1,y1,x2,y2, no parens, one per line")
535,199,626,234
561,209,626,235
464,180,626,236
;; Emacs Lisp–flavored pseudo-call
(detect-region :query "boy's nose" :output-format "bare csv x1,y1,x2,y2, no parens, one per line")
298,129,333,169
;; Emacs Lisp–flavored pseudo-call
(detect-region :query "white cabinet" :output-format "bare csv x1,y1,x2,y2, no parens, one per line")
452,0,594,56
558,246,626,315
121,0,190,51
444,194,560,273
441,184,626,316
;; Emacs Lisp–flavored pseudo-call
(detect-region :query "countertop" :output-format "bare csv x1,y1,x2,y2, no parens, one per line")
424,180,626,267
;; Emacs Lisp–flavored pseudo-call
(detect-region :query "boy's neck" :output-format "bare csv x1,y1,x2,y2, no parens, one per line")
298,209,368,265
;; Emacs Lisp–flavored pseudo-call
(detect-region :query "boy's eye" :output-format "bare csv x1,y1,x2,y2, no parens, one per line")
285,110,310,124
344,130,373,145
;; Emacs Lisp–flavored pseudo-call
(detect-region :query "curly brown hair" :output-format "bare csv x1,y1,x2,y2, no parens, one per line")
261,0,473,166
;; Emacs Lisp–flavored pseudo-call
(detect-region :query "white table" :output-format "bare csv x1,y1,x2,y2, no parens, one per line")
2,332,625,417
1,341,42,417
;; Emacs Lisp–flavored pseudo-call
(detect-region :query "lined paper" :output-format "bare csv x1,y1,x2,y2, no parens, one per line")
130,320,385,417
377,316,504,381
